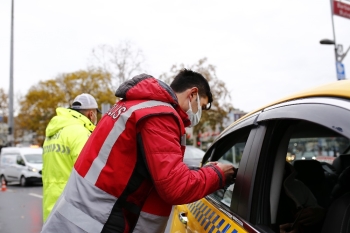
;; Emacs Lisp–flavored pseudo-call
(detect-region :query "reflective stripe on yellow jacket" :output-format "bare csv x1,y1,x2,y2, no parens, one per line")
42,107,95,222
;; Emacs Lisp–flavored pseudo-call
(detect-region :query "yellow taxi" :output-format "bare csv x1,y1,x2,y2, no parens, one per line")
169,80,350,233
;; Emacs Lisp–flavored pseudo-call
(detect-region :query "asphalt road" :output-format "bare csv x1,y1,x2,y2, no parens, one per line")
0,182,43,233
0,183,175,233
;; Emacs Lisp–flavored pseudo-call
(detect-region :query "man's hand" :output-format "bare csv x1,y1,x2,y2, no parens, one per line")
279,207,326,233
215,163,236,185
297,207,326,226
279,223,298,233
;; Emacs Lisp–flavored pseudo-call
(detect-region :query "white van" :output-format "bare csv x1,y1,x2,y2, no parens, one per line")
0,146,43,186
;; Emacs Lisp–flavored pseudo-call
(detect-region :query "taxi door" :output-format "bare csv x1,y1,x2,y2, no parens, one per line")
169,116,262,233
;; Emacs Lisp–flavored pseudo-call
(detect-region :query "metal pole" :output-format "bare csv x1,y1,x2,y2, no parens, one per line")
8,0,14,146
330,0,337,46
329,0,341,81
340,46,350,62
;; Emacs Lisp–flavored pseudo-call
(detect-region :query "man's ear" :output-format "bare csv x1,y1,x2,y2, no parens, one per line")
189,87,199,99
88,110,93,119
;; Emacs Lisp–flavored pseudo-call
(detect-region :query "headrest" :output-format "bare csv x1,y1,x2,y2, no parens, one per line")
293,160,325,182
333,154,350,174
338,166,350,186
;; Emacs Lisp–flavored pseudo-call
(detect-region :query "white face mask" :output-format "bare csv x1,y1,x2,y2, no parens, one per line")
186,94,202,127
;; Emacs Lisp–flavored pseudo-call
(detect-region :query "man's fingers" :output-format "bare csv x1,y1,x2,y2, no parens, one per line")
297,207,325,226
207,161,218,165
279,223,294,233
298,216,316,226
279,223,292,229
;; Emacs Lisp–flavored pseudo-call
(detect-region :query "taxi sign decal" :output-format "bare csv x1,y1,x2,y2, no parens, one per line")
217,219,225,228
212,215,220,225
204,220,211,230
209,225,216,232
188,200,240,233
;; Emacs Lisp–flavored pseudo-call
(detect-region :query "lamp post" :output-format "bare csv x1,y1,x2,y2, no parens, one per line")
8,0,15,146
320,39,350,63
320,39,350,80
320,0,349,80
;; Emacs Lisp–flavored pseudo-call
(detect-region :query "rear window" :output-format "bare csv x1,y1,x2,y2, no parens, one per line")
1,155,16,165
24,154,42,164
287,137,350,164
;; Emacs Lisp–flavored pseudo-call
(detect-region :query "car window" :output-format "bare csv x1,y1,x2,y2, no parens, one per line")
1,155,16,165
207,126,251,208
24,154,43,164
16,155,25,166
259,120,350,232
218,142,245,168
288,137,350,163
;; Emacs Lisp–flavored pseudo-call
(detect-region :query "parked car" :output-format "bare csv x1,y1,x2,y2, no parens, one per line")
169,80,350,233
0,146,43,186
183,145,205,167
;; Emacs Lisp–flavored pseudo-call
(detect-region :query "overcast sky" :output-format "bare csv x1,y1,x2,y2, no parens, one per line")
0,0,350,113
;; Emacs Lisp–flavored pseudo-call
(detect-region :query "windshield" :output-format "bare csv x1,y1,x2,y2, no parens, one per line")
287,136,350,164
24,154,43,164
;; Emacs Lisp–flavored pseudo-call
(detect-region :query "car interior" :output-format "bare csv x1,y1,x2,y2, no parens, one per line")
268,120,350,233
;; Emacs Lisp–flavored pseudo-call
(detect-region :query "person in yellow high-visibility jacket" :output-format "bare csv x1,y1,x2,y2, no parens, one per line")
42,93,100,222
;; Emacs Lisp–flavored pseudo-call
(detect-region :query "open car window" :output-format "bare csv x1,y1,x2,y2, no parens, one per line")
207,126,252,208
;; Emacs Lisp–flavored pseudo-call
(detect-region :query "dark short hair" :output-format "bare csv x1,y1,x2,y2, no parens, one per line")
170,69,213,109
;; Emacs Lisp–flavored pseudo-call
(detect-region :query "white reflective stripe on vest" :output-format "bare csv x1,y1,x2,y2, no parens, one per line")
133,211,169,233
56,196,104,233
84,100,173,184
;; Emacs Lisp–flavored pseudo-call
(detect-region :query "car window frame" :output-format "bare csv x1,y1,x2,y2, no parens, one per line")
258,98,350,139
202,121,269,233
203,111,261,164
203,124,265,233
250,120,297,230
233,124,267,219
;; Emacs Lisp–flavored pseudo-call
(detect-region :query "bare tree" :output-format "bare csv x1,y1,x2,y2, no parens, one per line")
88,41,145,89
0,88,8,120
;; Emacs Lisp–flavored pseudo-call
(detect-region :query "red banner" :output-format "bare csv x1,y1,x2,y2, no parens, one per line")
333,0,350,20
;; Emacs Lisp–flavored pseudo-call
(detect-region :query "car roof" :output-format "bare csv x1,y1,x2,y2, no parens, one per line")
1,147,43,155
223,80,350,134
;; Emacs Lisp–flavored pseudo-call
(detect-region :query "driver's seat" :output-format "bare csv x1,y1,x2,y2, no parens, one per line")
321,192,350,233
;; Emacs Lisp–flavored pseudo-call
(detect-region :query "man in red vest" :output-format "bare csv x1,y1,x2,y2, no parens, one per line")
42,69,236,233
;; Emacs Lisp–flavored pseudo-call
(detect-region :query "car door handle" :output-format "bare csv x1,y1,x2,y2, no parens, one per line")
179,212,188,225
